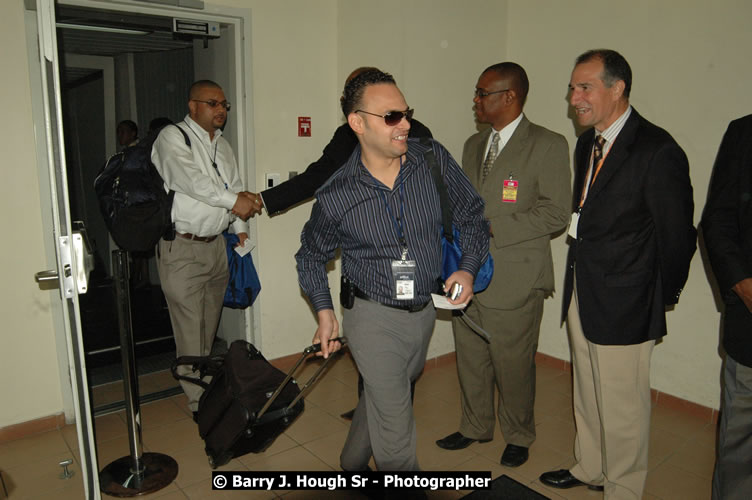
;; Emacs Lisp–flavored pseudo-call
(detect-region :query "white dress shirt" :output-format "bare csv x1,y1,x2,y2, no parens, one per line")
484,112,524,158
152,115,248,237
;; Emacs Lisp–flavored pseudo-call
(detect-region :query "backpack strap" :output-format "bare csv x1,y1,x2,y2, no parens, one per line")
420,138,454,243
162,124,192,238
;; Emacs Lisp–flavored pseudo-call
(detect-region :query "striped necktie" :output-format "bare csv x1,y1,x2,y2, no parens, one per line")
482,132,500,181
590,135,606,187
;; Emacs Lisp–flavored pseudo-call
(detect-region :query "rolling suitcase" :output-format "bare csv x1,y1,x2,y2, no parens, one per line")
172,338,345,468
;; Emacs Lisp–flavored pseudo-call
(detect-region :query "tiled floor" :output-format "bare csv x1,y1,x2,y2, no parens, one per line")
0,351,717,499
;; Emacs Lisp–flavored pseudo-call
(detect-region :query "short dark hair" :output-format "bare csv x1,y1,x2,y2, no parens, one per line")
189,79,222,100
482,62,529,105
117,120,138,135
340,69,396,116
576,49,632,98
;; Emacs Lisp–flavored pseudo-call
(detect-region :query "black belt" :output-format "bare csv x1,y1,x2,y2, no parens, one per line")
177,232,218,243
353,287,430,313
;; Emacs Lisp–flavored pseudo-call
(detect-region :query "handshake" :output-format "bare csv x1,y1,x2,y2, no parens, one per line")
232,191,264,220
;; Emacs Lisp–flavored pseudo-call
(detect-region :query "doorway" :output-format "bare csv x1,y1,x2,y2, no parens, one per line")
53,2,251,415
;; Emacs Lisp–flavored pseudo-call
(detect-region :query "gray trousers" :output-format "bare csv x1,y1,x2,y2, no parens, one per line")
157,236,228,411
340,297,436,471
713,355,752,500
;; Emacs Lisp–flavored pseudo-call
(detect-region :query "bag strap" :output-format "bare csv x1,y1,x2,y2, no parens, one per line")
170,354,223,390
421,138,454,243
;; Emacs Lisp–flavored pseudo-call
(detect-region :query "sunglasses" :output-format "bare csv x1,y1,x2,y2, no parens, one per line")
355,108,414,126
192,99,232,111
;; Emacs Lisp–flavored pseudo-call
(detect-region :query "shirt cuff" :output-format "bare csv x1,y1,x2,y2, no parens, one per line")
221,190,239,211
309,289,334,312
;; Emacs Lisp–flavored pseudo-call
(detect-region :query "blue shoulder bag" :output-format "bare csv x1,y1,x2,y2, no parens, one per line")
223,232,262,309
423,142,494,293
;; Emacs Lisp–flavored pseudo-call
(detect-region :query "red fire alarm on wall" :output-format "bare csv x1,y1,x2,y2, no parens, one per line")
298,117,311,137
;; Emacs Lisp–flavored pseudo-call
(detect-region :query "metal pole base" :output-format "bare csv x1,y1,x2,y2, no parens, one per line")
100,452,178,497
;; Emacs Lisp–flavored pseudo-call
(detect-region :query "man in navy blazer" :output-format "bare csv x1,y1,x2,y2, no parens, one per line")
701,114,752,500
540,49,696,499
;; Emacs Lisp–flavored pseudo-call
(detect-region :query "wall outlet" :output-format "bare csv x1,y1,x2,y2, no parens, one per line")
265,173,281,188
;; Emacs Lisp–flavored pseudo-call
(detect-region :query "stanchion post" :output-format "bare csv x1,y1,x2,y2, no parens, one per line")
100,250,177,497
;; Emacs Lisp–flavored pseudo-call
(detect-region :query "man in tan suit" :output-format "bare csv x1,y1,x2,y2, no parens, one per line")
436,62,571,467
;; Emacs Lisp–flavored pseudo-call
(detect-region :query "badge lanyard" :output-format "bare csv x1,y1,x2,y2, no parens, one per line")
380,183,408,259
569,137,612,239
578,138,613,208
378,161,417,300
188,126,228,190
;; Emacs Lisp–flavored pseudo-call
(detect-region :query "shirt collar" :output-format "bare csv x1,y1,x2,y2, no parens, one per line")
596,106,631,146
183,114,223,143
491,112,524,146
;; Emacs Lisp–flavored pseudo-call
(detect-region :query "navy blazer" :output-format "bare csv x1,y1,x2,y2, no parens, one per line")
701,114,752,367
562,108,696,345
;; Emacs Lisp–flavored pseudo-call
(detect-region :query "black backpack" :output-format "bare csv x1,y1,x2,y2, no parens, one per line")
94,124,190,252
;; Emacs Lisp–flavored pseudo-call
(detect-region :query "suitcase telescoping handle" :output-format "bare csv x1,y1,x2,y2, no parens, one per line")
256,337,346,422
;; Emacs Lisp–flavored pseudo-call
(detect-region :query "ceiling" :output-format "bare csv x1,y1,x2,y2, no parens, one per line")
57,5,198,85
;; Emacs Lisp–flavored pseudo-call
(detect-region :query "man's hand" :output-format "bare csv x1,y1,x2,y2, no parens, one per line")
240,191,264,217
313,309,341,359
733,278,752,313
232,193,255,220
236,232,248,247
444,270,474,306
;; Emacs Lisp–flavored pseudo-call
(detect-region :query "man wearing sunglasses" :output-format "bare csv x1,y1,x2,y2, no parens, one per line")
151,80,256,416
436,62,571,469
241,67,432,217
296,69,489,471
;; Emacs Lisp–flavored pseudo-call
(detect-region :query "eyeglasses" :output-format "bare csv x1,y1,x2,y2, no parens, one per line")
192,99,232,111
355,108,414,126
474,88,510,99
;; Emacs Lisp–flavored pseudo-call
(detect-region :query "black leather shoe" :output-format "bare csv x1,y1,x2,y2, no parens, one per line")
500,444,529,467
341,408,356,420
539,469,604,491
435,431,490,450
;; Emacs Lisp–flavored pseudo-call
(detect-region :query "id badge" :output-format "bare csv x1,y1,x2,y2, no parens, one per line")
502,179,518,203
568,211,579,239
391,259,416,300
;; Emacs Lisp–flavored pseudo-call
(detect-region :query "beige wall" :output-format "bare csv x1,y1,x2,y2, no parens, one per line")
507,0,752,409
5,0,752,427
0,3,63,426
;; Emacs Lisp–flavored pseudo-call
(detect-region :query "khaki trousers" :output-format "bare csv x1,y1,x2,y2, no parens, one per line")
157,236,228,411
568,288,654,500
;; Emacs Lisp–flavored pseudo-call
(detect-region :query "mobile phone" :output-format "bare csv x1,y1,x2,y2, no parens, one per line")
446,283,463,300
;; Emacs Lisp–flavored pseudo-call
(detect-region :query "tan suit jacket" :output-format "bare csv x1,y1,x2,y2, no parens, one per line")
462,115,571,310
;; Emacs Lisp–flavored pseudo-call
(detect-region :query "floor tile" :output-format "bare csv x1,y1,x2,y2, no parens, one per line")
4,355,721,499
645,461,712,500
0,429,70,469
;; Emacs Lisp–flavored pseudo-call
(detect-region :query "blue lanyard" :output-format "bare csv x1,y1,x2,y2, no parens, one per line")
380,182,407,258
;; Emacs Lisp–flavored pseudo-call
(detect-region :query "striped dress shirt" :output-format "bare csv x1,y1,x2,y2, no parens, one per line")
296,138,489,311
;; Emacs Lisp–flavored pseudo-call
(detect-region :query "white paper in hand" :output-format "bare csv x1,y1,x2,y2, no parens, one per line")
234,238,255,257
431,293,468,310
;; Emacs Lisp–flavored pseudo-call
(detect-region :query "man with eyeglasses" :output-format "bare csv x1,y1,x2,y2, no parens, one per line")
436,62,571,469
296,69,489,471
151,79,256,416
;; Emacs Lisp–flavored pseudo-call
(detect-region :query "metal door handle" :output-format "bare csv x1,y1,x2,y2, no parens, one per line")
35,267,70,282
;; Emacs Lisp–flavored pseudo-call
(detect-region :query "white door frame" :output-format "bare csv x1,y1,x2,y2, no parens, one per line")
27,0,255,497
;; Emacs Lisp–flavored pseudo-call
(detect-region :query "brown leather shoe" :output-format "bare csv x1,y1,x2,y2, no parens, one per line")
539,469,604,491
